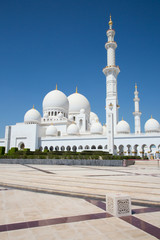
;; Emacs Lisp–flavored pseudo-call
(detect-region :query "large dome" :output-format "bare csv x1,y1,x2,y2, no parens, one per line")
43,90,69,112
24,107,41,124
116,119,130,134
68,93,90,115
145,117,160,133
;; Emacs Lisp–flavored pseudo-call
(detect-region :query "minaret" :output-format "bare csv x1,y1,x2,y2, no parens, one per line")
133,83,141,134
103,15,120,153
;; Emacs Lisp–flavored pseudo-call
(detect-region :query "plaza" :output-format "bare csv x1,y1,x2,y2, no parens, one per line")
0,161,160,239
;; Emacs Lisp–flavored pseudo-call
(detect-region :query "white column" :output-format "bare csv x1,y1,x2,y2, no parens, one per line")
133,84,141,134
5,126,11,153
107,113,114,154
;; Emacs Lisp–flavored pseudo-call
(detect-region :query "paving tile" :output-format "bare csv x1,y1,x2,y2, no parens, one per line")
0,164,160,240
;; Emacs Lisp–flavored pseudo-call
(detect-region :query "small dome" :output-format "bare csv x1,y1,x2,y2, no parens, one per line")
24,107,41,124
57,112,63,118
80,108,85,114
68,93,90,115
145,117,160,133
43,90,69,112
116,119,130,134
90,112,99,123
91,121,103,134
46,125,57,136
67,124,79,135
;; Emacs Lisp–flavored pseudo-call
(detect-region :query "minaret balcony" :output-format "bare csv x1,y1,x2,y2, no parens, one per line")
103,65,120,76
105,41,117,50
133,112,142,116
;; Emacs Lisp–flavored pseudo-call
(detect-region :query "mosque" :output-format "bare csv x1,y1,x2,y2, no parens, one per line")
0,16,160,158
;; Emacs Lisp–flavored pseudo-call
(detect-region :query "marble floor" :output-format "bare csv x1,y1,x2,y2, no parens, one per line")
0,162,160,239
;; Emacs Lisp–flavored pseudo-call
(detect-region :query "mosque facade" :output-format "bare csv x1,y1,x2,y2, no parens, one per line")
0,17,160,158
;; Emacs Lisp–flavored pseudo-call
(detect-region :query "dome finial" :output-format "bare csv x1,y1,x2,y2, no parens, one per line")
151,115,152,119
109,14,113,29
135,83,137,90
56,84,57,90
33,105,34,109
122,116,123,121
76,86,78,93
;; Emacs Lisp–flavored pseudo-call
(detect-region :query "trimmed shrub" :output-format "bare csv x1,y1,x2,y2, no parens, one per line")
0,147,5,155
8,147,18,155
44,149,49,153
23,148,30,152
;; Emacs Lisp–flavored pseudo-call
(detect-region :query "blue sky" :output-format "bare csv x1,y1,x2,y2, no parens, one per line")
0,0,160,137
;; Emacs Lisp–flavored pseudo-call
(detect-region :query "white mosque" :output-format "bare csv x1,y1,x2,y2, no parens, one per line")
0,16,160,158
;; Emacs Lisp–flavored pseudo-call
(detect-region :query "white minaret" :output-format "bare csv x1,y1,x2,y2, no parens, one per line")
103,15,120,153
133,83,141,134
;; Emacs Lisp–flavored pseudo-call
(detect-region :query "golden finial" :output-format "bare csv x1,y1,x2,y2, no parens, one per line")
56,84,57,90
135,83,137,89
109,14,113,26
33,105,34,109
122,116,123,121
76,86,78,93
151,115,152,119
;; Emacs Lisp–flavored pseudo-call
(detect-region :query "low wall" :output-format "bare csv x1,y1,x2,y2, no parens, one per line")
0,159,135,166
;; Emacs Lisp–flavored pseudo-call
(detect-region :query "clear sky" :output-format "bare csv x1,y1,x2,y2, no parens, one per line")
0,0,160,137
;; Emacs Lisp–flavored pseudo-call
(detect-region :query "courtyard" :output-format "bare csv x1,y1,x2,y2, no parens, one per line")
0,161,160,239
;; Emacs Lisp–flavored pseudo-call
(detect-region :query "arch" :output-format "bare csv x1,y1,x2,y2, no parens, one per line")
72,145,77,152
119,145,124,155
39,146,43,151
79,119,83,129
85,145,89,150
78,145,83,150
55,146,59,151
49,146,53,151
98,145,103,149
66,146,71,151
57,131,61,136
91,145,96,149
104,145,107,149
150,144,156,150
133,144,139,156
114,145,117,155
19,142,25,150
127,144,132,155
141,144,148,158
61,146,65,151
73,116,76,121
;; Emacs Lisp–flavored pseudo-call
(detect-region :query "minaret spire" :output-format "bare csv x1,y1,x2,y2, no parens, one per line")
103,15,120,154
133,83,141,134
109,14,113,29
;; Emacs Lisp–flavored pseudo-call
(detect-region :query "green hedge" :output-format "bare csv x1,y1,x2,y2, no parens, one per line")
1,148,142,160
8,147,18,155
0,147,5,155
